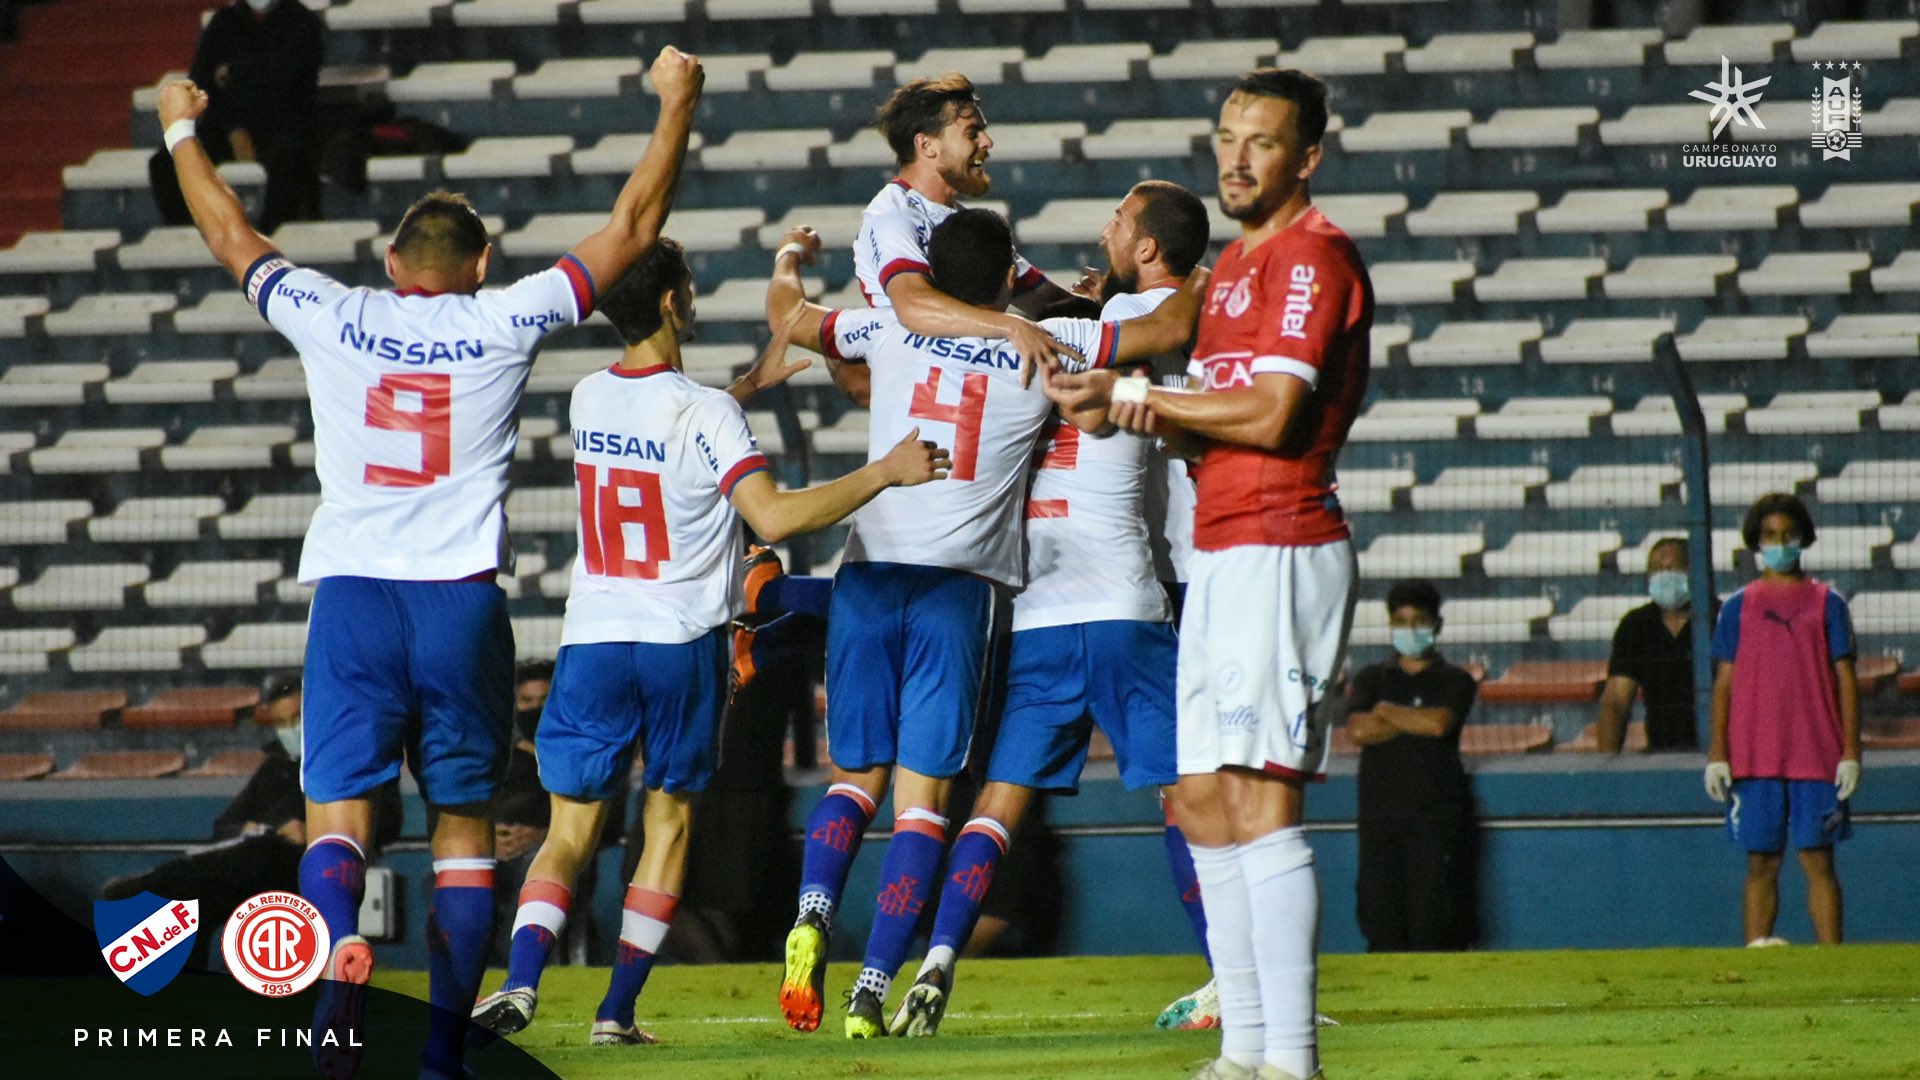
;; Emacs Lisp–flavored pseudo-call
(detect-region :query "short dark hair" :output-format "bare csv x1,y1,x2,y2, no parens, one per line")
262,673,301,703
516,660,555,687
877,73,981,166
597,239,691,346
927,208,1013,307
1227,67,1330,147
1129,180,1210,276
1385,579,1442,621
1742,492,1817,550
1647,536,1690,568
391,190,490,270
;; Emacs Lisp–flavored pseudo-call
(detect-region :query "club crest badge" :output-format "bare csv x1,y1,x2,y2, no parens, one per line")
94,892,199,996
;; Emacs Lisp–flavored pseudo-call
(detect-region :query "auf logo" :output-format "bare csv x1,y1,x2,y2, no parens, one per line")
1688,54,1770,139
94,893,199,996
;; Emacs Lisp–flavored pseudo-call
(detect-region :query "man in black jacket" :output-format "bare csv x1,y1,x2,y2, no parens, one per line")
147,0,324,232
100,674,401,967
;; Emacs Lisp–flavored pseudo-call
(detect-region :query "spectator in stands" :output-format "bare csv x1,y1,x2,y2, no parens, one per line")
99,674,399,967
1597,538,1719,752
1345,580,1480,952
148,0,323,233
1706,493,1861,946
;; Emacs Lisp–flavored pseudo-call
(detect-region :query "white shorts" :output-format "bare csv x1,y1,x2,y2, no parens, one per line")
1176,540,1357,779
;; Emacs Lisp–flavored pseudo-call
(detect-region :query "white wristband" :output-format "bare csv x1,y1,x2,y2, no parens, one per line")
1111,377,1150,405
163,119,198,154
774,242,808,263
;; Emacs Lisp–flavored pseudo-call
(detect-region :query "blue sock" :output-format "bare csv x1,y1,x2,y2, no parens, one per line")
423,858,494,1077
298,834,366,943
1164,810,1212,965
502,877,572,993
764,575,834,619
597,885,679,1027
797,783,877,917
929,817,1010,954
856,808,949,1001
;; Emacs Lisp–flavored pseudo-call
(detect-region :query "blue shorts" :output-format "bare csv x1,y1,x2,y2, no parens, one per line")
988,620,1180,794
536,629,729,800
303,576,514,806
1728,778,1852,853
825,561,994,778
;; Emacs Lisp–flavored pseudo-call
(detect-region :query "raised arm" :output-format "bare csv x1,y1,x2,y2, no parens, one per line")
766,228,871,406
158,81,276,284
728,429,949,543
566,47,704,289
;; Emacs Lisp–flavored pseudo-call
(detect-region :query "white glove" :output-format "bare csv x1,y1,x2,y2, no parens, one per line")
1836,759,1861,802
1704,761,1733,803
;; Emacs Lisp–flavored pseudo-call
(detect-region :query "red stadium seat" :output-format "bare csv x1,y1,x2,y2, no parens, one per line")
1558,720,1647,753
1854,655,1899,696
1900,669,1920,697
0,690,126,730
183,748,267,778
1478,661,1607,704
50,750,187,780
122,687,260,729
0,753,56,781
1862,718,1920,750
1458,723,1554,756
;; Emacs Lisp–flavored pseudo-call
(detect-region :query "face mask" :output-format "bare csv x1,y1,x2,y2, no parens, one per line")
275,722,303,760
245,0,276,12
1648,571,1690,611
1759,542,1802,573
513,707,542,742
1391,627,1436,658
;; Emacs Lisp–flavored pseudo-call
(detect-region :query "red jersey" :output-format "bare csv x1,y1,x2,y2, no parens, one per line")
1187,206,1372,550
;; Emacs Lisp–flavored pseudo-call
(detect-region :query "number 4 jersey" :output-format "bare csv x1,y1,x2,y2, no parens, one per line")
561,363,769,646
819,308,1119,587
246,251,596,583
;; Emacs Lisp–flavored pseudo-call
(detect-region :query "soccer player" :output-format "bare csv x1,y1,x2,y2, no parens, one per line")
1053,68,1371,1080
766,210,1205,1038
856,74,1078,374
155,47,705,1080
470,238,948,1045
882,180,1216,1038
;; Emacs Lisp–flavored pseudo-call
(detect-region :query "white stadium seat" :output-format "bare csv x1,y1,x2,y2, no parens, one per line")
88,496,224,543
203,623,309,670
893,46,1024,86
1407,320,1541,367
1467,107,1599,149
1081,117,1211,161
1277,35,1405,76
756,204,868,250
1534,188,1668,233
233,359,308,401
1815,461,1920,505
325,0,448,31
0,500,92,545
1803,314,1920,359
765,51,895,91
1369,261,1475,305
0,229,119,274
506,487,578,534
1870,251,1920,295
144,560,283,608
1338,110,1471,153
1410,467,1548,511
1533,28,1662,69
1738,252,1872,297
29,429,166,474
160,425,298,471
1609,394,1746,437
1674,316,1809,363
1146,40,1274,80
218,493,321,540
0,628,78,675
1334,468,1415,512
512,57,642,99
442,136,574,181
450,0,567,28
698,130,832,172
1663,186,1797,232
1538,317,1674,364
1473,396,1612,440
1742,390,1879,435
12,563,150,612
115,226,220,271
1704,461,1817,509
103,360,239,405
1313,193,1409,238
1357,532,1487,580
1602,255,1737,299
1473,255,1604,301
1663,22,1792,65
1790,19,1919,61
1598,105,1710,147
44,293,176,337
1549,596,1649,643
68,626,208,674
0,296,50,337
1483,531,1623,577
1403,32,1534,73
173,293,274,335
1019,42,1151,83
1405,190,1538,236
1544,465,1681,509
1799,183,1920,230
386,61,516,104
0,363,110,407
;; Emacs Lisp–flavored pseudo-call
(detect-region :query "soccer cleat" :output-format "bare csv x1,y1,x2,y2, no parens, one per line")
1747,936,1790,948
886,962,950,1037
779,910,830,1032
741,545,783,617
1156,977,1220,1030
1187,1058,1257,1080
588,1019,660,1046
730,624,760,696
312,935,374,1080
1255,1068,1325,1080
470,986,537,1036
844,986,888,1039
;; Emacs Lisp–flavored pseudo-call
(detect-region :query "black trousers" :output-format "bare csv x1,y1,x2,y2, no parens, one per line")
101,834,302,968
1355,810,1476,952
149,123,320,235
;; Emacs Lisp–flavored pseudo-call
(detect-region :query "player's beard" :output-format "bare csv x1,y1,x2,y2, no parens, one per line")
1100,262,1137,304
1218,170,1273,222
942,158,992,199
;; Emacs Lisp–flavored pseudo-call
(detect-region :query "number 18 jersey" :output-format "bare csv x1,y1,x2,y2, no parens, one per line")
561,364,769,646
820,308,1118,587
248,251,596,583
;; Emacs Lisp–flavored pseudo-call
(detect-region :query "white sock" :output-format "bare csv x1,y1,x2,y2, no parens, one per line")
920,944,956,976
1241,827,1319,1079
1191,841,1262,1069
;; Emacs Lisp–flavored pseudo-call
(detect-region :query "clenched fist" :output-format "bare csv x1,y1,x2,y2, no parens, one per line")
157,80,210,128
649,46,704,108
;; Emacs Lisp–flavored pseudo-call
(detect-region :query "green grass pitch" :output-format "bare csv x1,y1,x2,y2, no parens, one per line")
380,945,1920,1079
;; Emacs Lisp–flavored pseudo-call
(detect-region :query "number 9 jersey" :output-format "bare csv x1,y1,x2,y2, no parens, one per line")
244,251,596,583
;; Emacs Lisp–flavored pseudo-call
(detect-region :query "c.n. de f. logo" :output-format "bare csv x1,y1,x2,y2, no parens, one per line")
93,892,199,996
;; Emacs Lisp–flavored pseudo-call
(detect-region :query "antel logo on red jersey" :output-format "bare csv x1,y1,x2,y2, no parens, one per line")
1280,264,1317,340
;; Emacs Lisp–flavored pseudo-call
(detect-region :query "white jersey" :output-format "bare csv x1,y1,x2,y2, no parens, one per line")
1103,287,1195,583
854,180,1046,307
1013,418,1170,632
560,363,770,646
821,307,1119,586
248,252,596,583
